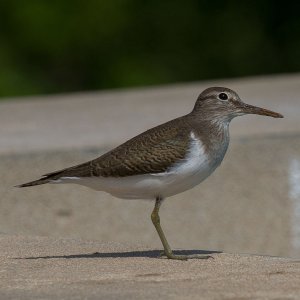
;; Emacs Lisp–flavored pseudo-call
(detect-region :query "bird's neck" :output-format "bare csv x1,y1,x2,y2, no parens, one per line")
189,116,231,160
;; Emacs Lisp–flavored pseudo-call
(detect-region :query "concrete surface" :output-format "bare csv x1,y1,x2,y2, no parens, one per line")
1,74,300,263
2,136,300,259
1,73,299,155
1,235,300,300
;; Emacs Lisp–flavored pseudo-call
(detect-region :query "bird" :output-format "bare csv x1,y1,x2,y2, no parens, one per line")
17,87,283,260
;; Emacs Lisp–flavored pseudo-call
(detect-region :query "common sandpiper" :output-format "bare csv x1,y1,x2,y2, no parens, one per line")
18,87,283,260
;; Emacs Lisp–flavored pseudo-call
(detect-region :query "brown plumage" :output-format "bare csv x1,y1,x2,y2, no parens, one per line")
18,87,283,188
18,116,193,187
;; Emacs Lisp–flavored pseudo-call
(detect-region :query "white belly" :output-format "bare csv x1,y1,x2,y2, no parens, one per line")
54,132,227,200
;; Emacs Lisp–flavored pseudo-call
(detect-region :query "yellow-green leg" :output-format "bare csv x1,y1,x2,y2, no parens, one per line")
151,196,212,260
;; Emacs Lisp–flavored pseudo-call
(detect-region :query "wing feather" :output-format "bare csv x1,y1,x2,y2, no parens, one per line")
45,116,192,179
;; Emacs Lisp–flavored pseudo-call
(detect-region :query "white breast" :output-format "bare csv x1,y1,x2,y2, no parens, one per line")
54,132,226,200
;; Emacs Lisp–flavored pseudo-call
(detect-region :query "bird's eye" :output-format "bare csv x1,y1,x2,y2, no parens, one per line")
218,93,228,101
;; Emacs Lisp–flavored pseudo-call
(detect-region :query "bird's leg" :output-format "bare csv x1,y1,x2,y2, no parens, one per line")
151,197,177,259
151,196,212,260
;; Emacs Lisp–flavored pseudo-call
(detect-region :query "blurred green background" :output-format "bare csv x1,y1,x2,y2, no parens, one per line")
0,0,299,98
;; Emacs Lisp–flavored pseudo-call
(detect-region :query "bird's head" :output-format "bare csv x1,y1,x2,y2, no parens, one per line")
192,87,283,122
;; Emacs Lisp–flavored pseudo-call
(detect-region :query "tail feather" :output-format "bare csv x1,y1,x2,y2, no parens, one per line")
16,177,51,188
16,161,89,188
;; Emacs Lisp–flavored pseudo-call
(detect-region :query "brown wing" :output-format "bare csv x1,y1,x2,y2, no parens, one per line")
44,116,192,179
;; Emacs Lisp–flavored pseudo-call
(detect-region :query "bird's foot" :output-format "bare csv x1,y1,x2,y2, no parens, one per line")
159,251,166,257
159,251,213,260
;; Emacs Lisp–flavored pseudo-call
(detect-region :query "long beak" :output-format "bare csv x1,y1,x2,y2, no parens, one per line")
240,103,284,118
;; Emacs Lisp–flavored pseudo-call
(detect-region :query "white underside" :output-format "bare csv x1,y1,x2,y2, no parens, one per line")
51,132,227,199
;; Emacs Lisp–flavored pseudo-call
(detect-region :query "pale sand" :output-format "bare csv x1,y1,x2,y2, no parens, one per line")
1,235,300,299
1,75,300,299
0,73,299,155
1,74,300,259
